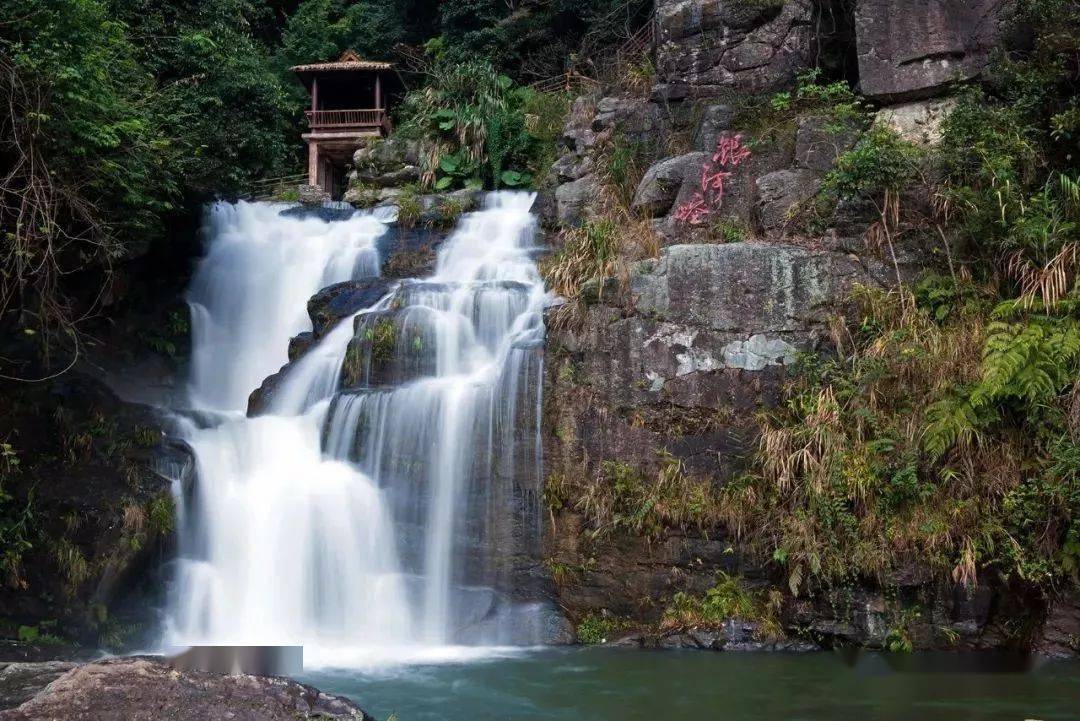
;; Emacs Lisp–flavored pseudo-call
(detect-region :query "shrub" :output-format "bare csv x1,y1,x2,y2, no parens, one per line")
824,125,921,202
573,451,721,544
396,61,561,190
599,131,658,210
395,186,423,228
576,613,617,644
663,574,784,640
148,496,175,537
541,219,621,300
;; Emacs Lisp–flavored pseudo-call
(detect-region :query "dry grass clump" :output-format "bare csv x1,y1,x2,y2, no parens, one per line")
718,280,1078,597
568,451,722,544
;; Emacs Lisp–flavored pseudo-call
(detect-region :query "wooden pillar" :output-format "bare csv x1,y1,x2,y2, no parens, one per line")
307,141,319,186
311,76,319,112
375,75,382,111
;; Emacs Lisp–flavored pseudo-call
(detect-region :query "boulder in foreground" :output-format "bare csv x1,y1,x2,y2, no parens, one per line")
0,657,372,721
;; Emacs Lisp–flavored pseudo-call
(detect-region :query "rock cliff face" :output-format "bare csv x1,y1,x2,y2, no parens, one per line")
854,0,1011,101
542,242,895,620
0,373,193,656
653,0,816,100
537,0,1073,653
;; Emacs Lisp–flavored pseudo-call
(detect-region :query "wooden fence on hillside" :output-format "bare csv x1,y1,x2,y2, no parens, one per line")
529,16,657,95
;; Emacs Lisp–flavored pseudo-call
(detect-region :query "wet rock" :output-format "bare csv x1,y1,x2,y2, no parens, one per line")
656,621,819,652
1036,596,1080,658
874,97,958,146
288,331,315,362
341,184,378,207
755,168,822,231
297,184,330,206
248,278,397,415
794,115,860,171
308,278,394,338
2,657,373,720
632,152,709,217
855,0,1011,102
279,204,355,222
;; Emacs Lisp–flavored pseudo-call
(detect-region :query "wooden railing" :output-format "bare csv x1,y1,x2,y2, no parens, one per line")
305,108,387,131
529,72,601,95
244,172,308,201
613,18,656,72
528,17,657,96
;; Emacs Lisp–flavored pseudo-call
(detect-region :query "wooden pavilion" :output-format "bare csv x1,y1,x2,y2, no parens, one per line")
291,50,400,196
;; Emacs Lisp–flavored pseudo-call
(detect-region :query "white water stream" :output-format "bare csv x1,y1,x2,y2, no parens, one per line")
165,194,550,666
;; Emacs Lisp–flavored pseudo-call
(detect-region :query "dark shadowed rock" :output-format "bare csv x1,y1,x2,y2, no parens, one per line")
855,0,1012,102
1036,596,1080,658
0,657,372,720
0,373,192,650
632,153,709,216
308,278,394,337
653,621,819,652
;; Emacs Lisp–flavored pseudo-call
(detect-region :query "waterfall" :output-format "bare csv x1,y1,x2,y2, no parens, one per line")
165,194,551,665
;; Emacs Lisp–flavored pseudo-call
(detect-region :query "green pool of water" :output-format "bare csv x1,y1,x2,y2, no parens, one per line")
300,647,1080,721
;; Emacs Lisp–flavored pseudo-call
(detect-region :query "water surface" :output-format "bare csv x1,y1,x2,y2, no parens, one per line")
301,647,1080,721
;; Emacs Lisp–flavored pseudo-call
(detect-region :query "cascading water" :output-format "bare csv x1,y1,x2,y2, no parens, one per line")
165,193,552,665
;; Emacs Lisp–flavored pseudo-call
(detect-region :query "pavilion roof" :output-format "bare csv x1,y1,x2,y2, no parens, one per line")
290,49,392,73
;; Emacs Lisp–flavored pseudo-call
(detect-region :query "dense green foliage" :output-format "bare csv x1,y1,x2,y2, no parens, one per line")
110,0,297,195
431,0,651,78
395,60,567,190
0,0,296,340
1,0,642,340
278,0,650,79
279,0,435,67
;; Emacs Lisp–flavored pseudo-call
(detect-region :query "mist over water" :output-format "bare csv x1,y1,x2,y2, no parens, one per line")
165,194,551,666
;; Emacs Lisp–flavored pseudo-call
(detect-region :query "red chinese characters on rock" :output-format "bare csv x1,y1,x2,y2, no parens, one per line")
672,134,751,226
